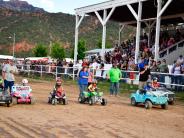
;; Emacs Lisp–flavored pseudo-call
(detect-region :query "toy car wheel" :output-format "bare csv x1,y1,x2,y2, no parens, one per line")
161,103,168,110
48,97,51,103
7,100,13,107
63,98,68,105
30,97,36,105
12,97,17,105
168,100,175,105
101,98,107,106
7,103,11,107
145,100,152,109
89,97,95,106
78,97,85,104
131,97,137,106
51,98,57,105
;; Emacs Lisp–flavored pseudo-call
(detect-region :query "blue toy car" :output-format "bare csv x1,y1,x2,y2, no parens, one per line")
130,89,168,109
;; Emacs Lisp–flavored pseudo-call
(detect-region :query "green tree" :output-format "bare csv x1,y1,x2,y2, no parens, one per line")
51,43,65,60
33,44,48,57
97,39,112,49
77,39,86,60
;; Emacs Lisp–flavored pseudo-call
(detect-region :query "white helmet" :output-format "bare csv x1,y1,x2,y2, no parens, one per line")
22,79,28,85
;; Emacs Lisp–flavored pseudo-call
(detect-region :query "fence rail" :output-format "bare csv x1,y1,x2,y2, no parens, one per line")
15,64,184,90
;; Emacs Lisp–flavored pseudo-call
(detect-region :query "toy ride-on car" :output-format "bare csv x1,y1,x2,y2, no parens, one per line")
78,91,107,106
11,86,35,104
155,87,175,105
130,89,168,110
48,91,68,105
0,89,12,107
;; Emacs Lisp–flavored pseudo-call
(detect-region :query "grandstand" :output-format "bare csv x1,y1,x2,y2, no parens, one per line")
74,0,184,65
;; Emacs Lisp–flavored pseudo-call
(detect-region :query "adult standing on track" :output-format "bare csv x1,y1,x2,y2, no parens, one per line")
139,63,151,89
107,63,122,96
2,59,18,93
78,66,89,96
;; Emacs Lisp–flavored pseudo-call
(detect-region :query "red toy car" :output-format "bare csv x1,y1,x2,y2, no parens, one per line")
11,85,35,104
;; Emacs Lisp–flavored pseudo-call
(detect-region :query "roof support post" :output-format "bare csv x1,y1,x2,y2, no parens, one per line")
119,24,125,46
127,4,138,20
95,7,116,61
154,0,162,61
145,21,156,47
158,0,173,17
74,14,85,65
101,9,107,61
95,11,104,25
135,1,142,64
104,7,116,24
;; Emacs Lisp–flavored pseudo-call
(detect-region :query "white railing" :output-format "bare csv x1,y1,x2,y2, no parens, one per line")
159,39,184,58
15,64,184,89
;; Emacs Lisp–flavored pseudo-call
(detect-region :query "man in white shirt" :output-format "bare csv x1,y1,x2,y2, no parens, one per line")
2,60,18,93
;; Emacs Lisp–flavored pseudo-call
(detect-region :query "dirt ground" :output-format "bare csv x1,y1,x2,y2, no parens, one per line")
0,79,184,138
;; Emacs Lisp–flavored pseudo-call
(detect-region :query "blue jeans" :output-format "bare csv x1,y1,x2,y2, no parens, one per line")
79,84,87,96
110,82,119,95
4,80,14,93
174,76,182,92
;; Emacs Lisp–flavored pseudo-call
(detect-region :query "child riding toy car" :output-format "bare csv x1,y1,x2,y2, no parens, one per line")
48,77,67,105
11,79,35,104
144,78,175,105
0,79,12,107
78,80,107,106
130,89,168,110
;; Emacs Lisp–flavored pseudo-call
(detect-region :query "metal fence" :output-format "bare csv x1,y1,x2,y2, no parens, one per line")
15,64,184,91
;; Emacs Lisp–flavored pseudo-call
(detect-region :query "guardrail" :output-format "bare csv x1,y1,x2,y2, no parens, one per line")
159,40,184,58
15,64,184,90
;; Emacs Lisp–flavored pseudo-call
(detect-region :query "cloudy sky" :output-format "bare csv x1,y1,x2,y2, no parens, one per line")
5,0,106,14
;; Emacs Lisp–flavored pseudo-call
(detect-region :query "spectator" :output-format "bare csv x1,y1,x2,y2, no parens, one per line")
107,63,122,96
82,59,88,67
172,62,182,91
150,61,158,72
68,61,74,74
167,37,175,47
138,58,145,69
177,55,184,65
158,59,168,84
78,66,89,96
139,64,151,89
2,60,18,93
175,29,182,42
88,67,93,88
90,59,98,69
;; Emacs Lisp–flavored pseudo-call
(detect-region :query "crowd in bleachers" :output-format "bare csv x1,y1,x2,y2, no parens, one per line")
0,28,183,91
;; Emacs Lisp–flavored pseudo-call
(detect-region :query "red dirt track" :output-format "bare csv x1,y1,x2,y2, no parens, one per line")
0,79,184,138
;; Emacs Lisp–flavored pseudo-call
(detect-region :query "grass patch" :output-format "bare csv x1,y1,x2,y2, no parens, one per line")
175,92,184,102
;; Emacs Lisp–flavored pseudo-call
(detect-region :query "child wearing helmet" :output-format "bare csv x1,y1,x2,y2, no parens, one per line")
88,80,98,92
152,77,160,89
144,81,153,91
22,79,28,86
53,77,65,97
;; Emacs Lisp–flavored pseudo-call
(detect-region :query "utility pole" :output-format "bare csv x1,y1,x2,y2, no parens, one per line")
13,33,15,58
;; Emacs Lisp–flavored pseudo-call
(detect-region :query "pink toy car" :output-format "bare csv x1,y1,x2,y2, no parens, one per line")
11,86,35,104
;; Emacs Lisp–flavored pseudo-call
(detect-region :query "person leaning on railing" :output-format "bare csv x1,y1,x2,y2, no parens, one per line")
157,59,168,84
172,62,183,92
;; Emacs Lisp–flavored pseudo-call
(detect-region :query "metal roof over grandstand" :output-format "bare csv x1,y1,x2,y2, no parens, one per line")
73,0,184,65
75,0,184,25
